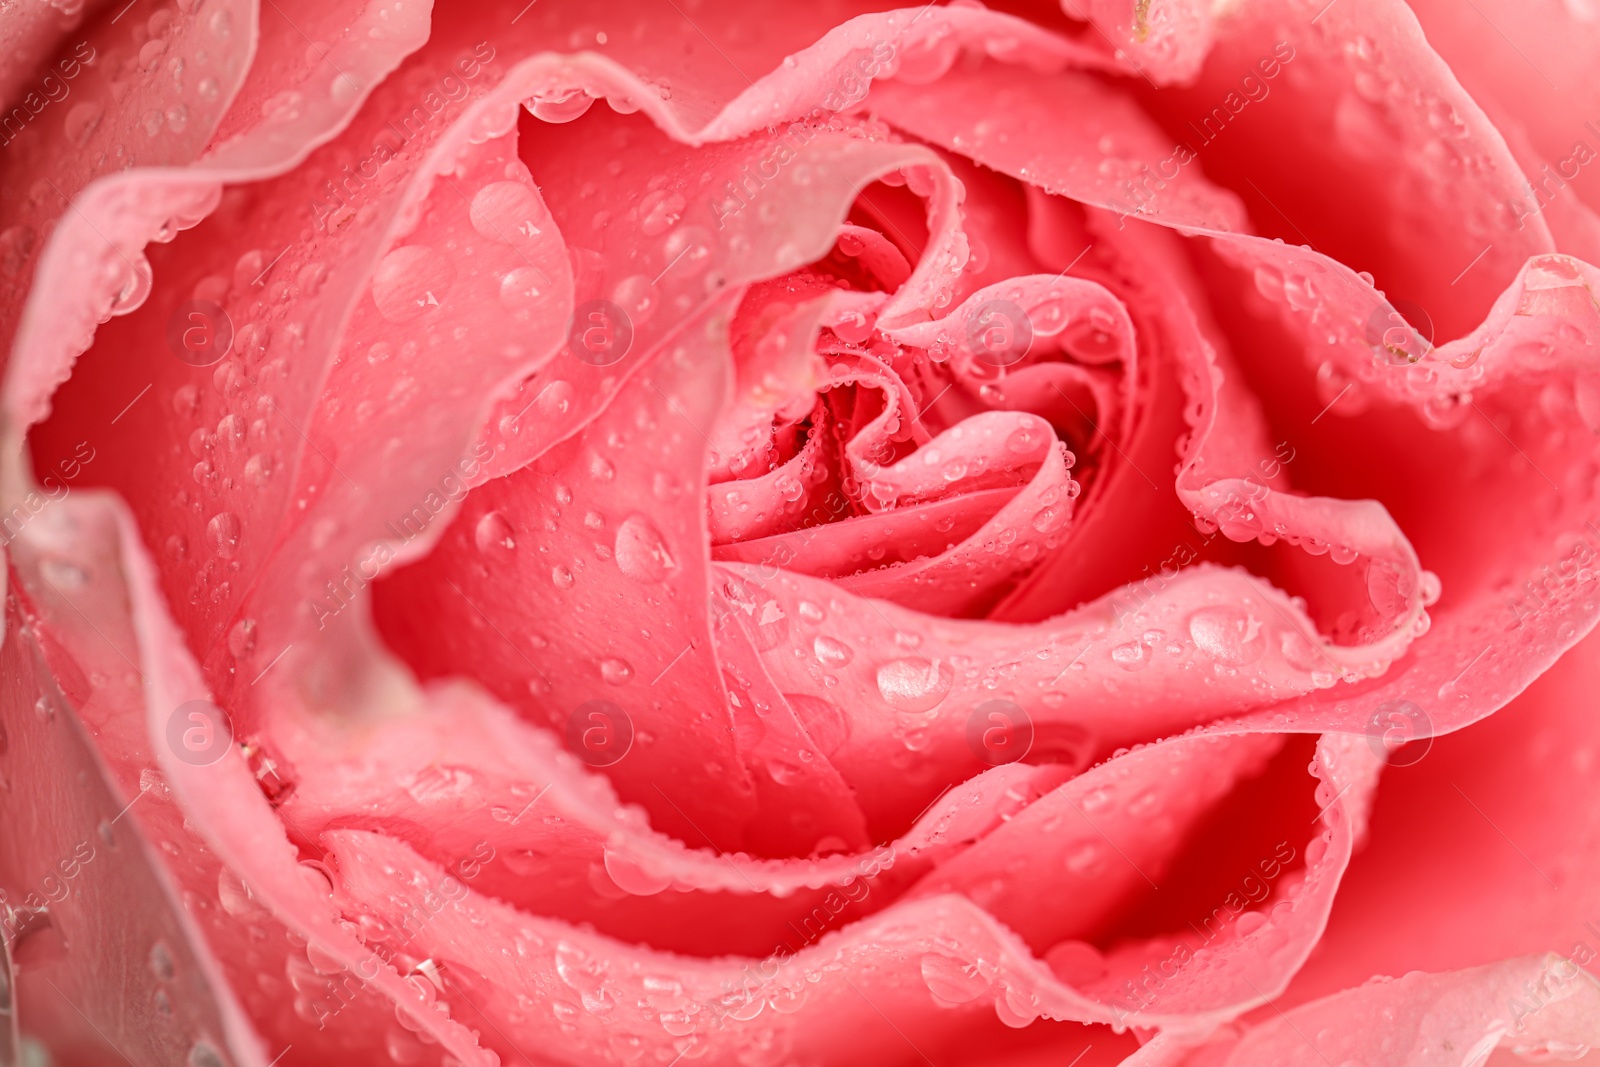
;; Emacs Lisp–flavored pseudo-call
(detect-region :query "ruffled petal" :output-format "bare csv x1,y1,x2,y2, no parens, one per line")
1139,956,1600,1066
3,502,265,1065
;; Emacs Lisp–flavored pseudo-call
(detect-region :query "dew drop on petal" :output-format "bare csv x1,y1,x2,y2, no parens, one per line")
499,267,545,314
919,953,989,1006
64,101,103,145
370,245,453,323
602,844,670,895
876,657,953,713
1110,640,1150,671
470,181,550,244
1188,606,1265,665
536,379,574,418
613,515,676,582
205,512,241,558
474,511,516,555
813,634,853,667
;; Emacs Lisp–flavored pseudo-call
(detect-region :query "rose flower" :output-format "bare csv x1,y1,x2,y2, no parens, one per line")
3,0,1600,1064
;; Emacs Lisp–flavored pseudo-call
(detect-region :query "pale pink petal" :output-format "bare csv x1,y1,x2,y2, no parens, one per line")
1400,0,1600,261
4,500,264,1064
1144,957,1600,1067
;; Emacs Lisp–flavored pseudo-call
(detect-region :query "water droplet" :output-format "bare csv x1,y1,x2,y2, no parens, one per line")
188,1043,227,1067
149,941,176,981
786,693,850,756
206,512,241,558
370,245,453,323
1065,842,1104,874
499,267,546,314
107,254,153,315
995,983,1040,1028
638,190,686,237
813,634,853,667
920,953,990,1006
244,454,272,485
530,87,595,123
602,844,670,896
470,181,550,245
611,274,659,327
536,379,575,419
1006,425,1043,453
661,226,713,279
1188,606,1265,665
64,101,103,145
768,985,808,1014
876,658,953,713
227,618,257,657
766,759,804,785
1110,640,1150,671
217,868,257,917
216,413,245,450
599,658,633,685
474,511,516,555
613,515,675,582
551,565,575,589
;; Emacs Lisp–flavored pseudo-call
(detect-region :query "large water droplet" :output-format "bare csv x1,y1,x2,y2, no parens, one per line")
660,225,713,279
217,868,258,917
813,634,853,667
370,245,453,323
64,100,103,145
920,953,989,1006
637,190,686,237
611,274,659,327
536,379,575,418
226,620,257,662
499,267,546,314
530,87,595,123
1188,606,1265,665
470,181,550,245
786,693,850,756
1110,640,1150,671
995,983,1040,1028
206,512,241,558
474,511,516,555
876,657,953,714
602,843,671,896
613,515,676,582
599,658,633,685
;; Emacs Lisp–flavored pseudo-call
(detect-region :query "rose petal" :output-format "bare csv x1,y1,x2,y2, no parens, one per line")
1143,956,1600,1066
4,510,265,1065
1399,0,1600,262
1149,0,1554,341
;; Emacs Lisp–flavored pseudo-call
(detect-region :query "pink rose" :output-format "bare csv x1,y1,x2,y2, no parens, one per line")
4,0,1600,1063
